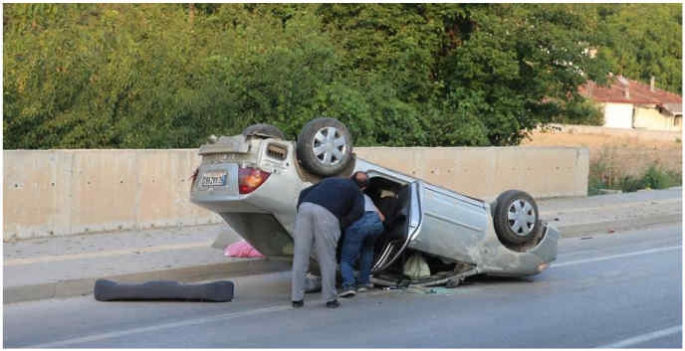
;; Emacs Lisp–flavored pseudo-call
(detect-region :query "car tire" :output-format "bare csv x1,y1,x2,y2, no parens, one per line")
493,190,541,246
242,124,285,139
296,117,353,176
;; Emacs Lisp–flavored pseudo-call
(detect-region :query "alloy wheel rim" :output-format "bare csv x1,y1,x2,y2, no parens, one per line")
507,199,536,236
312,126,347,166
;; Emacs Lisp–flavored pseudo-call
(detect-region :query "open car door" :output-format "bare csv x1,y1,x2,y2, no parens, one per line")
371,181,423,272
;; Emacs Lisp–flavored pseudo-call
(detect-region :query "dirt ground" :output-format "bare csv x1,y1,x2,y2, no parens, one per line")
521,128,682,178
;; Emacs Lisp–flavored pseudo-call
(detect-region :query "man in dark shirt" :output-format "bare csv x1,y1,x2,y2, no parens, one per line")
291,176,364,308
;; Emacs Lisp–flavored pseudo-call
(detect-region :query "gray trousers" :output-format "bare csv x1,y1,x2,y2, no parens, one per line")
291,202,340,303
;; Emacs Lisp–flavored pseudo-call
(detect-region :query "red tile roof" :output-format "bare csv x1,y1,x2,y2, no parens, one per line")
580,76,682,105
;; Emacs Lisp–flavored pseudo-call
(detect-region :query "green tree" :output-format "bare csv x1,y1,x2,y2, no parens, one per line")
3,4,681,149
594,4,682,93
434,4,609,144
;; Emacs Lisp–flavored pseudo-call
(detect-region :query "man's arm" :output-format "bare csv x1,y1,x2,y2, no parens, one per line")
366,194,385,222
374,206,386,222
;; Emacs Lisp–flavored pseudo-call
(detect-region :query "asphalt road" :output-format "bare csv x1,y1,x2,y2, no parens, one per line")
4,224,682,348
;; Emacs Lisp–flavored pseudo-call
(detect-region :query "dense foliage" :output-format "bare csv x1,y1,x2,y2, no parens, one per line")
3,3,682,149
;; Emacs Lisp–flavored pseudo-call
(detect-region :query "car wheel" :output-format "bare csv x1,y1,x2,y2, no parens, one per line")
493,190,541,245
242,124,285,139
296,117,353,176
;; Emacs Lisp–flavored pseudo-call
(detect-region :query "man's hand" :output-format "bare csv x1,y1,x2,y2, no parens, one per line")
376,209,385,222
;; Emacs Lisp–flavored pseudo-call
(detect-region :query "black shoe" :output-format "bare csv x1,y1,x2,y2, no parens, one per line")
326,300,340,308
292,300,304,308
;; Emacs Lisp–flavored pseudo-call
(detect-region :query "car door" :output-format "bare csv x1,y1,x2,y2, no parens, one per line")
371,181,423,272
407,182,489,264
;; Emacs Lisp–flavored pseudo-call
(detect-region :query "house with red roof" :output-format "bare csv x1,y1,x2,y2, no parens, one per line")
580,75,682,131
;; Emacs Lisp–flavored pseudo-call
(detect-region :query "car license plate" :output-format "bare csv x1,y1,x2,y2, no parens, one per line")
200,171,227,187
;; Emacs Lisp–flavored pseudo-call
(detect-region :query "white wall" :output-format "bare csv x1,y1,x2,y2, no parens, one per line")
603,103,634,129
633,106,682,131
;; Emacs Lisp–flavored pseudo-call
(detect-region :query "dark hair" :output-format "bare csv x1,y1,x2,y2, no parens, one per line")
351,171,369,188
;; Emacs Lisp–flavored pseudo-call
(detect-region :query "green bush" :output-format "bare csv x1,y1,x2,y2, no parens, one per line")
587,176,606,196
587,147,616,194
642,165,681,190
619,176,645,193
589,162,682,195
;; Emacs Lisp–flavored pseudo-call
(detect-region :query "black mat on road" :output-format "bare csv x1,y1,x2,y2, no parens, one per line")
94,279,234,302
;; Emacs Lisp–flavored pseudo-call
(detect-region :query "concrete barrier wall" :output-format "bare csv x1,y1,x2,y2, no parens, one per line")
4,147,588,241
355,146,589,201
4,149,222,241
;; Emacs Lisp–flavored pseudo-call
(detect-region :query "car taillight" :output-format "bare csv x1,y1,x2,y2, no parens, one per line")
238,167,271,194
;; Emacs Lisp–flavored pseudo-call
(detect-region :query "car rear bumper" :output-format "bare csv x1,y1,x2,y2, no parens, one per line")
478,222,560,277
191,191,270,214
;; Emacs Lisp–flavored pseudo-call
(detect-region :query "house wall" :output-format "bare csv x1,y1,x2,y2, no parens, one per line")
633,105,681,131
602,103,634,129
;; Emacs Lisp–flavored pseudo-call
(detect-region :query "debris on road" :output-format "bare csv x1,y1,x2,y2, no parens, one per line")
94,279,235,302
225,240,265,258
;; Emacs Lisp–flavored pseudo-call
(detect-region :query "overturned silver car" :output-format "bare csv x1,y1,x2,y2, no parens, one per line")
190,118,559,288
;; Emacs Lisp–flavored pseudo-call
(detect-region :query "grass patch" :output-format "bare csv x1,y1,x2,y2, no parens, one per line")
588,147,681,195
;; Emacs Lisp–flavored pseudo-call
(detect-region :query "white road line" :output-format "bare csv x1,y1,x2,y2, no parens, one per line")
597,325,682,348
4,241,213,266
556,238,683,259
539,198,681,216
553,245,681,268
23,304,291,348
